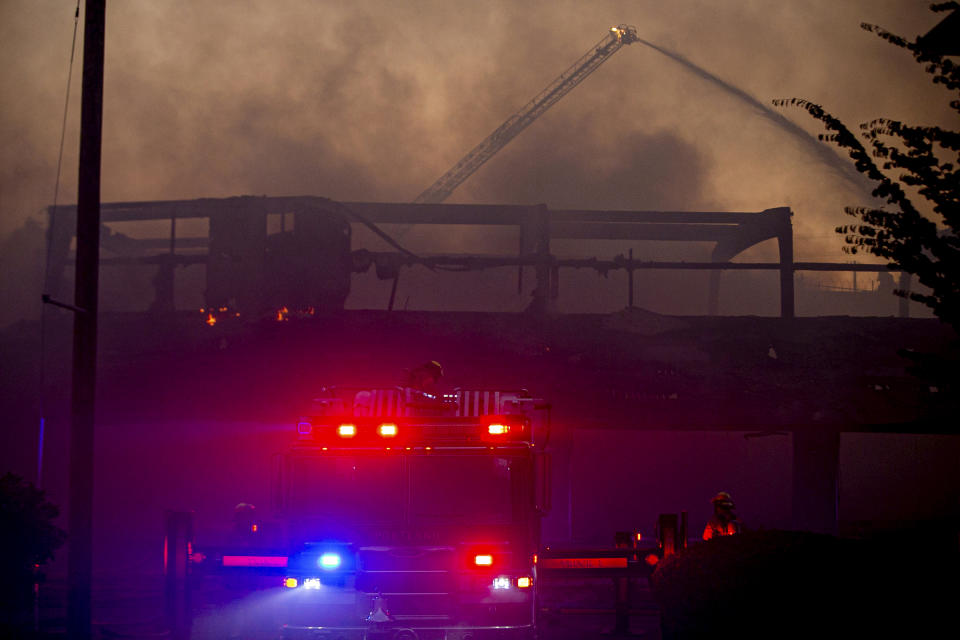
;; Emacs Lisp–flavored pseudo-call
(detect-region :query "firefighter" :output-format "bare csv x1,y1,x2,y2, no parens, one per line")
404,360,444,393
702,491,742,540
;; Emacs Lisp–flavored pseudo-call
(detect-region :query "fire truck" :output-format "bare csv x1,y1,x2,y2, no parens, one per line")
273,385,551,640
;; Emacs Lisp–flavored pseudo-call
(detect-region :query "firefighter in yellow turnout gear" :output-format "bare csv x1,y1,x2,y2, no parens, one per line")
703,492,742,540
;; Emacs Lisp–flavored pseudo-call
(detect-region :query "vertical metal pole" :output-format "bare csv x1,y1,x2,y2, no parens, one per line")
898,272,911,318
517,224,524,295
566,441,574,542
679,511,687,549
164,511,195,640
627,248,634,308
777,209,795,319
388,273,400,311
166,213,177,311
152,213,177,313
68,2,105,639
531,205,551,315
37,417,45,487
550,264,559,304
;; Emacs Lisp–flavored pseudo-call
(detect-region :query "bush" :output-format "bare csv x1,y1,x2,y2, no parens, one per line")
0,473,67,628
650,529,955,639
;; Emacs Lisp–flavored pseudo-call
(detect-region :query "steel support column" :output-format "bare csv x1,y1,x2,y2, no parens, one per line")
777,210,795,319
898,272,912,318
528,204,552,315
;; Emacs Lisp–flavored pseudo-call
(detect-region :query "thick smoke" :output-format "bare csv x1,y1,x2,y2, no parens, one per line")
0,0,952,320
466,124,710,211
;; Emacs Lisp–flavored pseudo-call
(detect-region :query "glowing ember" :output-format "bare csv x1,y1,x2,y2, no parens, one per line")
206,313,217,327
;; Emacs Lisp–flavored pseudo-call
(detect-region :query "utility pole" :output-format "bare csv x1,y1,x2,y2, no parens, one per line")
68,2,105,639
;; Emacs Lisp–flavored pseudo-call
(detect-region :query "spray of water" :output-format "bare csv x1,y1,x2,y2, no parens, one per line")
636,39,875,200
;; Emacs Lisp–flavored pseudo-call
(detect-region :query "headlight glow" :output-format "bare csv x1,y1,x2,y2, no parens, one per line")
492,576,511,590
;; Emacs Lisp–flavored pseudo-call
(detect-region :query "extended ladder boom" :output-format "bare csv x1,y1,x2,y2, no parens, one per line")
414,24,638,205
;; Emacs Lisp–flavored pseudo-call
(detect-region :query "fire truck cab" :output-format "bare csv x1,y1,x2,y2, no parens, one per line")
276,386,550,640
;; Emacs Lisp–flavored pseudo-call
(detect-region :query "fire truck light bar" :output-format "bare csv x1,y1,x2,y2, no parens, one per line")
302,415,529,447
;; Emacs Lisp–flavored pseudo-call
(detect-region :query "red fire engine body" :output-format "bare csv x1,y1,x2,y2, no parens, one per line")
275,385,550,640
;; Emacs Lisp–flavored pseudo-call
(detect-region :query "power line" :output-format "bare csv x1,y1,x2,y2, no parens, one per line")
38,0,81,488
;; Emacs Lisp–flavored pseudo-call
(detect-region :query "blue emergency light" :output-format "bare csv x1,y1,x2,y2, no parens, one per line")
319,552,342,570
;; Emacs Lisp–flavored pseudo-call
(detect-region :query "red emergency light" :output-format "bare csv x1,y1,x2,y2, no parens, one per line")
378,423,398,438
474,554,493,566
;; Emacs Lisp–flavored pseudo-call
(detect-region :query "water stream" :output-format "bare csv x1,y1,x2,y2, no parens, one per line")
636,38,875,200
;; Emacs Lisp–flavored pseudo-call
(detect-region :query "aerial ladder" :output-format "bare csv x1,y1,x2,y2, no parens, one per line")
413,24,639,205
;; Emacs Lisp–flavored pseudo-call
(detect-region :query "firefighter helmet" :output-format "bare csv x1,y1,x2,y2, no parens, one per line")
406,360,444,390
711,492,735,509
423,360,443,379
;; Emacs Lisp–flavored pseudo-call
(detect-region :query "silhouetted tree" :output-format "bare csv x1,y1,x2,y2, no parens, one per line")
776,3,959,395
777,4,958,325
0,473,66,629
